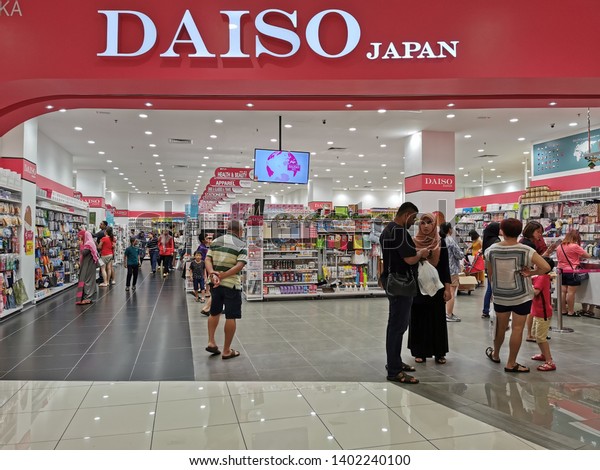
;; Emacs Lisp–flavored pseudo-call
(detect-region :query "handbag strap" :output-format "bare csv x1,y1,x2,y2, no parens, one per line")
560,244,576,271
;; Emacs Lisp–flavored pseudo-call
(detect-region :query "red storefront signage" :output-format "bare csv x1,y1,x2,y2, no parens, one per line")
3,1,600,136
114,209,129,217
81,196,105,208
308,201,332,211
213,168,253,180
73,191,83,200
405,174,455,194
0,158,37,183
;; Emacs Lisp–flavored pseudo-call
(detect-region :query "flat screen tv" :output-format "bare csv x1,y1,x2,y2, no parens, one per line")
254,149,310,184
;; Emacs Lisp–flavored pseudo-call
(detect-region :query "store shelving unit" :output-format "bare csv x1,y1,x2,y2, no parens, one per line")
0,179,24,319
244,216,264,300
34,189,88,302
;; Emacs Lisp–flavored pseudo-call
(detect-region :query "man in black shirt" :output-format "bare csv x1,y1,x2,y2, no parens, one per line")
380,202,429,384
94,221,108,245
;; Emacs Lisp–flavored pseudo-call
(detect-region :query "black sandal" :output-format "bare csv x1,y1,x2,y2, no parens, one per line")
387,372,419,384
435,357,447,364
401,363,416,372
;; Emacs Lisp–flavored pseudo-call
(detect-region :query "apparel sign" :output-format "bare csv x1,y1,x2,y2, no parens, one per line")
208,178,250,188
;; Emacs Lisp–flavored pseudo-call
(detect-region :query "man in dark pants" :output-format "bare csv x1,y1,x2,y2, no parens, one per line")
379,202,429,384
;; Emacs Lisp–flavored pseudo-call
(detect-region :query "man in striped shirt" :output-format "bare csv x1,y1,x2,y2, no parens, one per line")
204,220,247,360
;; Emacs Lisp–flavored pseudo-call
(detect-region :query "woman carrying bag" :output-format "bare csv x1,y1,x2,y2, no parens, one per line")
556,230,591,317
408,213,453,365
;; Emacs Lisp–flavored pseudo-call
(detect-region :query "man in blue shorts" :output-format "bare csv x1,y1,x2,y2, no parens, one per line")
204,220,247,360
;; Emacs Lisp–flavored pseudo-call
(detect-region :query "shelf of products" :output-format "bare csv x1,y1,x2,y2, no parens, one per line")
184,218,199,255
244,216,264,300
34,190,88,302
0,184,25,319
454,204,519,251
247,217,385,301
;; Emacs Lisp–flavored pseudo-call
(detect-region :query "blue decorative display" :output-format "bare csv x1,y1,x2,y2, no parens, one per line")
533,129,600,176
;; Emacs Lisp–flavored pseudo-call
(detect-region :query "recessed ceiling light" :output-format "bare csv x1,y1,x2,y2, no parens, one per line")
472,179,477,182
490,168,495,171
517,137,526,141
345,103,353,108
381,163,387,167
119,172,124,176
59,109,67,113
497,175,502,178
246,103,254,108
522,161,526,165
199,170,204,173
569,122,578,127
400,171,405,175
383,176,388,179
464,134,472,139
488,160,494,163
549,102,557,106
113,167,119,170
358,154,364,158
314,174,319,177
270,138,277,142
340,162,346,165
523,151,530,155
327,141,334,145
458,167,464,170
149,144,157,147
98,151,105,155
311,152,316,156
157,169,163,172
502,180,507,183
145,102,153,107
210,135,217,139
139,114,148,119
284,124,292,128
463,173,469,177
367,181,372,184
145,131,152,135
447,103,455,107
153,154,159,157
378,109,387,113
155,162,161,165
325,169,331,172
363,170,369,173
215,119,223,123
74,126,83,131
203,156,210,160
335,180,341,183
87,140,95,144
349,175,354,179
383,185,388,188
446,114,455,119
349,127,357,131
206,147,213,150
72,170,77,174
45,105,54,110
380,144,387,148
354,184,359,188
201,163,206,167
509,118,519,123
106,159,112,163
478,149,484,152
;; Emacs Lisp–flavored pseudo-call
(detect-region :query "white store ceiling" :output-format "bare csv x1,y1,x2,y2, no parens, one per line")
36,105,600,200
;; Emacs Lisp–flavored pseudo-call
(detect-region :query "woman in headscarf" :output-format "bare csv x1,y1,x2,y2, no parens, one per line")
481,222,501,318
158,229,175,278
408,213,453,364
76,229,99,305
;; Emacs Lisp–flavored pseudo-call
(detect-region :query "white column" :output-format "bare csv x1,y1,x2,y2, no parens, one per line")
76,169,106,231
404,131,456,219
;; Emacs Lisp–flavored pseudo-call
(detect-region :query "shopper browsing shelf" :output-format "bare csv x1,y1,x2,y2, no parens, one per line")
485,218,550,373
556,230,592,317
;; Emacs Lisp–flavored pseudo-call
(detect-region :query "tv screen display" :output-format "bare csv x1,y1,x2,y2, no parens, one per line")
254,149,310,184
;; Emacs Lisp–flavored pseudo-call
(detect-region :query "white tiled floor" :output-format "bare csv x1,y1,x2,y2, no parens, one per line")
0,380,543,450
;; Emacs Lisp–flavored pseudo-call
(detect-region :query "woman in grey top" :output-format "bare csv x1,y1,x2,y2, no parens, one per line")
485,218,550,373
440,223,464,322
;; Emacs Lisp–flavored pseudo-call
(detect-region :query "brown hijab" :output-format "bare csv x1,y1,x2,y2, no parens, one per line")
413,213,442,267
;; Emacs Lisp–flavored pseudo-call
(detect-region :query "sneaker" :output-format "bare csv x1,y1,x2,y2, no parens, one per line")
446,314,461,322
125,287,130,291
132,286,136,291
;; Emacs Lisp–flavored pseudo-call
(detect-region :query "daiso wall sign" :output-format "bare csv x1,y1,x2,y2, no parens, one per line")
405,174,455,194
97,8,459,61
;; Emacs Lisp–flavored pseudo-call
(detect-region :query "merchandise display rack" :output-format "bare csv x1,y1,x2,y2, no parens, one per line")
34,189,88,302
0,177,24,319
246,215,385,301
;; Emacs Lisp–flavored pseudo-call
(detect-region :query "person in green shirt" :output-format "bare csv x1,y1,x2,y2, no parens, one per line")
124,237,141,292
